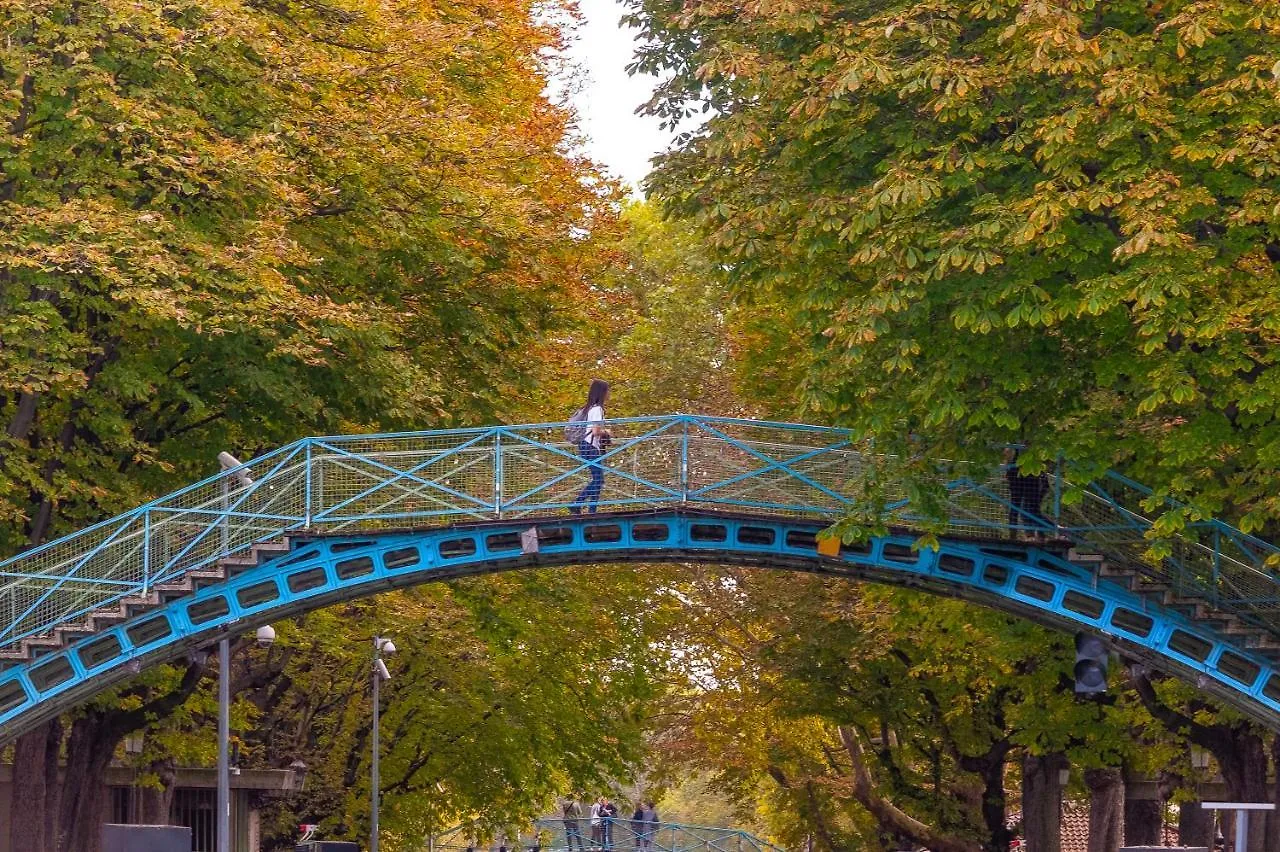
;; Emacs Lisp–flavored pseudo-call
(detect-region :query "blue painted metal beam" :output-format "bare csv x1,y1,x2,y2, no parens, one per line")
2,509,1278,742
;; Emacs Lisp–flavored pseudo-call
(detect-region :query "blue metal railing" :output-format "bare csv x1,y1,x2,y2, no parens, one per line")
2,414,1279,649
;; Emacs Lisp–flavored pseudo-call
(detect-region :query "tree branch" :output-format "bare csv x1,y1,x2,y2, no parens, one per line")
837,725,980,852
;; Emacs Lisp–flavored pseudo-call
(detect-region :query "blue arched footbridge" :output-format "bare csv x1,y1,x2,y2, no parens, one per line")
2,415,1280,738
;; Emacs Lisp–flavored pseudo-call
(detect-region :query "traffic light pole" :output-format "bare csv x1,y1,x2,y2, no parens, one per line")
217,637,230,852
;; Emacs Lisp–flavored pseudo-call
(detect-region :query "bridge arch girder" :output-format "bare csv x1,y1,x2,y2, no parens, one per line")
1,508,1277,741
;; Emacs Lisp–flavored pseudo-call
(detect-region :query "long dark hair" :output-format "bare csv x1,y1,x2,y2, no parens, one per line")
585,379,610,411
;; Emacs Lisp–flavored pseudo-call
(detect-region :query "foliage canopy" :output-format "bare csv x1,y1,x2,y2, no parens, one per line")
630,0,1280,533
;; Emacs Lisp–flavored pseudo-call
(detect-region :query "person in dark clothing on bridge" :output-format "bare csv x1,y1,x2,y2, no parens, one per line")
600,797,618,851
640,802,659,851
1004,449,1049,541
631,804,645,851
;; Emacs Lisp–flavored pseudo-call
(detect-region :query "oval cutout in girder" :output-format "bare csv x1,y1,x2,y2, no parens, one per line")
633,524,669,543
585,525,622,544
384,548,420,570
1014,576,1055,602
0,680,27,715
785,530,817,550
486,532,521,552
237,581,280,609
691,524,728,543
127,616,173,647
882,544,917,564
31,656,74,692
188,596,231,625
938,554,974,577
1264,674,1280,705
537,527,573,547
335,556,375,580
332,540,374,553
738,527,776,546
1110,608,1153,638
1168,630,1213,663
440,538,478,559
288,567,328,593
840,540,872,556
1063,590,1105,620
1217,652,1261,687
78,634,123,669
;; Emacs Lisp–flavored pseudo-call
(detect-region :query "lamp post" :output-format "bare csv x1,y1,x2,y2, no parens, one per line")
216,452,251,852
372,636,396,852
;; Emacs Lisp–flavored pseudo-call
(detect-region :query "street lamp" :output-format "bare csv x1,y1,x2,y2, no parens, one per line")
215,452,252,852
372,636,396,852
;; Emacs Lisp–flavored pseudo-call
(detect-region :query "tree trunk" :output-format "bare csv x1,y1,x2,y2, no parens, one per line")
10,723,53,852
1020,752,1064,852
43,718,63,850
1178,798,1214,851
1121,770,1162,847
970,752,1011,852
1084,768,1123,852
1267,734,1280,852
139,758,178,825
56,714,120,852
1215,727,1268,852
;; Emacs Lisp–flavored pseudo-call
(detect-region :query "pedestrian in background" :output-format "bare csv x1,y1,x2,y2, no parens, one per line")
563,796,585,852
590,797,605,848
641,801,659,851
601,797,619,851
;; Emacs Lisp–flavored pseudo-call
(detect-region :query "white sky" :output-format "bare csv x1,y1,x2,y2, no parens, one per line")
555,0,682,193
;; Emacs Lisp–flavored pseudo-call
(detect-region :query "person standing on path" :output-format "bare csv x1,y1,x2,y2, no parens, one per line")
601,797,619,851
641,801,658,851
563,796,585,852
569,380,611,514
630,803,645,851
590,797,605,848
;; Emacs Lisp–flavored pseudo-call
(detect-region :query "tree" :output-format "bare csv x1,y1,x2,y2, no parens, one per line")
643,564,1192,852
0,0,618,846
628,0,1280,535
519,199,756,422
135,566,667,850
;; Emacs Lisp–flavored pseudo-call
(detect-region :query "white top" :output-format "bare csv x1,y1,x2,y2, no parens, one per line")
590,802,602,825
585,404,605,448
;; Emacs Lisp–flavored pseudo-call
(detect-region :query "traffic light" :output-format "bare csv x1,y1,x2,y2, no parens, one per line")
1074,632,1109,696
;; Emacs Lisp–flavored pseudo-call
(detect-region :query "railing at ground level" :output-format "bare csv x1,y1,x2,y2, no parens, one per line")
427,817,783,852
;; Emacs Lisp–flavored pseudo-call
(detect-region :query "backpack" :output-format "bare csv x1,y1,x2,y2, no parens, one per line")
564,405,588,445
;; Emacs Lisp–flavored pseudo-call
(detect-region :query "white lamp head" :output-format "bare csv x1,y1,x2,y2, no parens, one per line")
217,451,254,488
255,624,277,647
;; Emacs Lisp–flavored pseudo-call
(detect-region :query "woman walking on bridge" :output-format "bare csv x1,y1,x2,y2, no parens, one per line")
569,380,611,514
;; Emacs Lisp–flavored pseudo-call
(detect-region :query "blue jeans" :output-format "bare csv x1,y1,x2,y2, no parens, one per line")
575,440,604,512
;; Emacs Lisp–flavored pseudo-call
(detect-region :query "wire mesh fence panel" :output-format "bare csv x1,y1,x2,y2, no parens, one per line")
313,431,499,529
500,421,682,515
683,423,854,517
